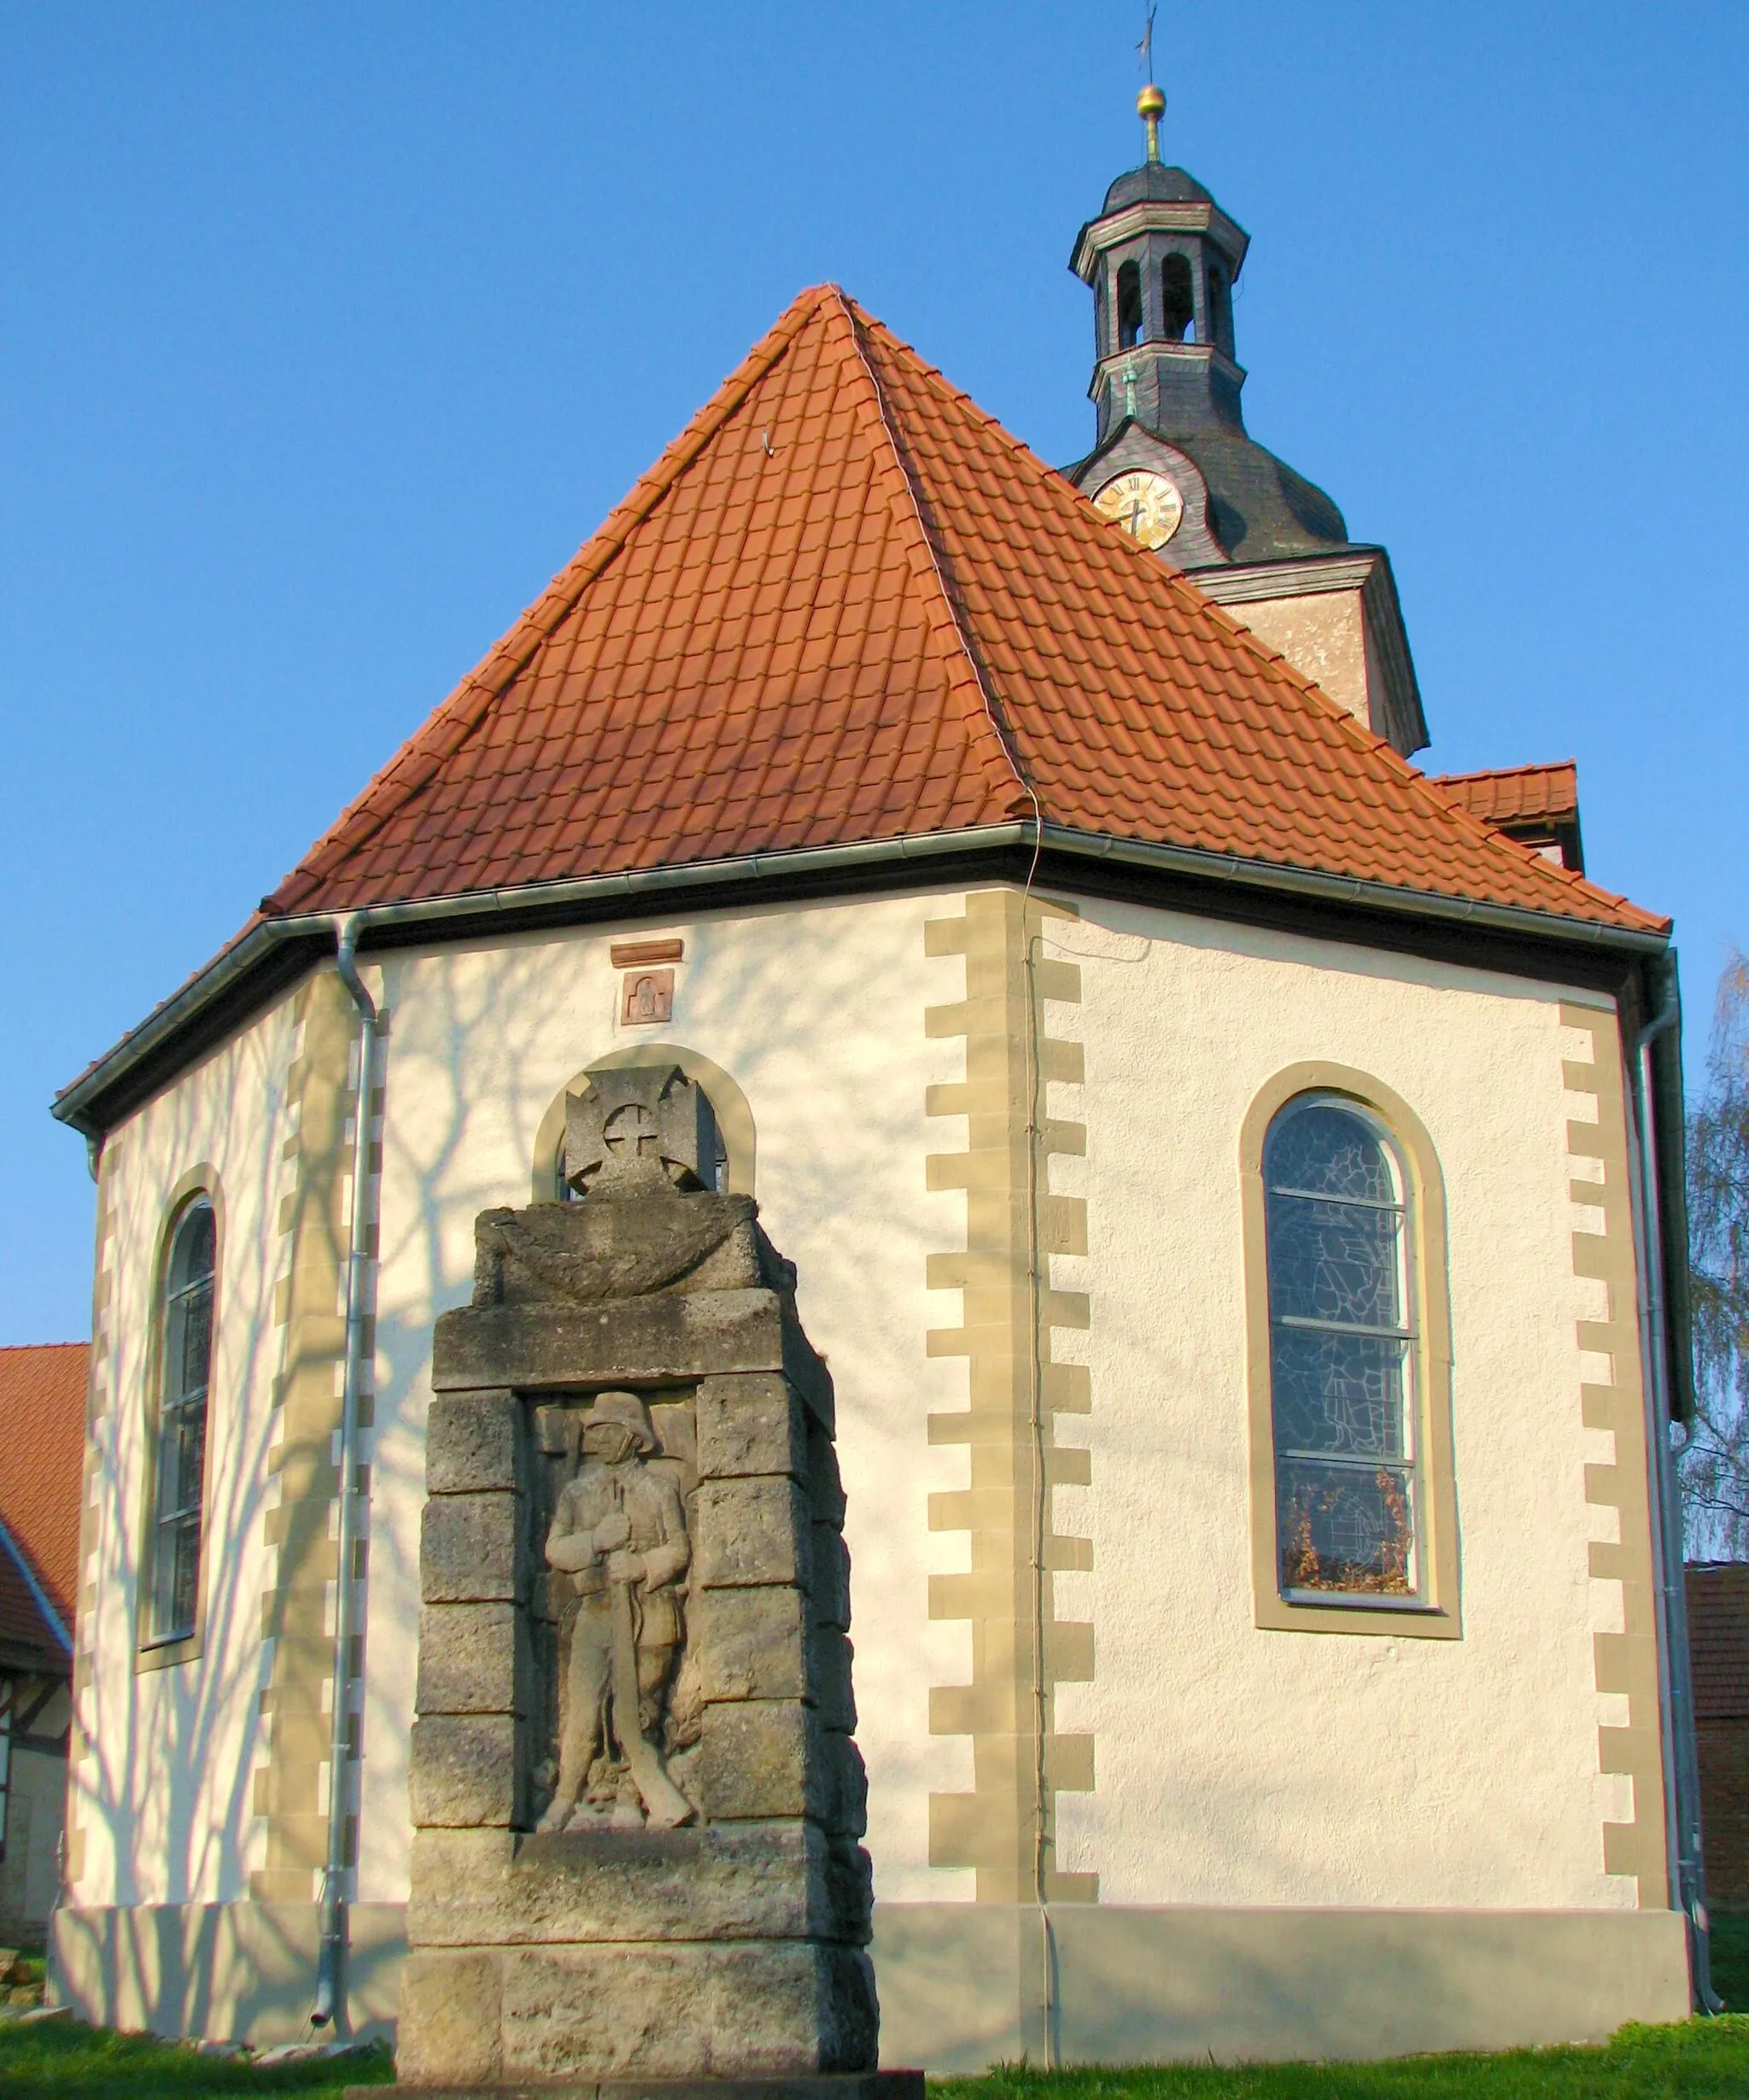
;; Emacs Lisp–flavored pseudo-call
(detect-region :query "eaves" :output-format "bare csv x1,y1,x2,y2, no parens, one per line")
52,822,1669,1142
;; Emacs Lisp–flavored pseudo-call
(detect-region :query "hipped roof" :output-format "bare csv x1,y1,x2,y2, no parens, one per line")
260,285,1662,938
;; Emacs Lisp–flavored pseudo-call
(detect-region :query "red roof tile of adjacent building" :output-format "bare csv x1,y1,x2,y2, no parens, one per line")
1433,762,1580,829
259,287,1664,939
0,1343,87,1650
0,1533,67,1675
1688,1564,1749,1723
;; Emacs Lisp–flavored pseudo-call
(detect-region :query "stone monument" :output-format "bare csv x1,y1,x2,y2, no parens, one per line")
391,1066,909,2097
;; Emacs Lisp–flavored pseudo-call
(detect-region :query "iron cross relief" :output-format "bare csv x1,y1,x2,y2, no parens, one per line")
601,1103,660,1159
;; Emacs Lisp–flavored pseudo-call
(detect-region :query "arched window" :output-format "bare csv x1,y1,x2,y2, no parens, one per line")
146,1199,215,1647
1243,1069,1459,1635
1116,260,1143,350
1206,262,1231,354
1161,253,1196,343
1264,1098,1417,1600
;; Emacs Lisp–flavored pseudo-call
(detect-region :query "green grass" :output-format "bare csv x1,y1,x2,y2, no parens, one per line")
936,2021,1749,2100
0,2022,392,2097
1,2017,1746,2097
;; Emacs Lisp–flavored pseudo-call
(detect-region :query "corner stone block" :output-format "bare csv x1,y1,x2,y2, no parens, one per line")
416,1601,530,1717
696,1373,806,1482
409,1712,523,1828
694,1477,813,1590
826,1831,876,1947
809,1624,857,1732
699,1699,829,1823
421,1492,520,1604
828,1734,869,1842
812,1522,852,1629
499,1939,876,2081
695,1585,810,1703
406,1826,515,1943
410,1821,847,1948
807,1423,848,1527
397,1948,503,2087
426,1388,521,1495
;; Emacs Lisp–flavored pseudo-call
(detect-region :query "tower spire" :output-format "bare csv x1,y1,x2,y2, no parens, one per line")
1138,83,1164,165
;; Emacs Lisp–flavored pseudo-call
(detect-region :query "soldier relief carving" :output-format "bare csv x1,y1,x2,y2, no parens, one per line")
534,1389,700,1832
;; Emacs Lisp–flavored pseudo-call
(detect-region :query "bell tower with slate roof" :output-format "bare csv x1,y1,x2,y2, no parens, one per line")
1067,88,1430,758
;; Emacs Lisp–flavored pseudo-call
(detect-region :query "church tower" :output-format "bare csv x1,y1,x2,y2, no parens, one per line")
1067,88,1429,756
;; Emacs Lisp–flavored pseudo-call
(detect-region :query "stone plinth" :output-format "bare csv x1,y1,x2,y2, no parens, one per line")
360,2080,922,2100
398,1068,883,2093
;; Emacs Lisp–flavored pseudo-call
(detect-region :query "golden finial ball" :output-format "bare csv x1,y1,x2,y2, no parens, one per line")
1137,85,1165,119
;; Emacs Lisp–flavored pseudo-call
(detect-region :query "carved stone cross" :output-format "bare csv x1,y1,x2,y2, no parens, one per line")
564,1065,721,1198
603,1102,659,1160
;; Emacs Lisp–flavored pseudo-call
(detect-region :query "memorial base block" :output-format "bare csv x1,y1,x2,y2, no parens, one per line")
348,2076,924,2100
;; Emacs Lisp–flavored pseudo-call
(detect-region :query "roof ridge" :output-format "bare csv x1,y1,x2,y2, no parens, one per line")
266,285,834,915
0,1340,88,1355
843,304,1659,931
828,290,1032,818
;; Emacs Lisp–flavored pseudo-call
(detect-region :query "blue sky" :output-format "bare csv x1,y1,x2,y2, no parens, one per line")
3,3,1745,1346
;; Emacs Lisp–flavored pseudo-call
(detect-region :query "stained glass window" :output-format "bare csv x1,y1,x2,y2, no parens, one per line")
1264,1099,1418,1600
148,1199,215,1645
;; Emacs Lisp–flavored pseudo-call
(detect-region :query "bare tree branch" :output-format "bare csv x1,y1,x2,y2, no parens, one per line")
1681,949,1749,1561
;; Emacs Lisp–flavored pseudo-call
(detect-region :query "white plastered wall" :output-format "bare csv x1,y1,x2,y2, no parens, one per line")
72,995,300,1908
1042,898,1634,1910
355,892,976,1906
74,883,1646,1926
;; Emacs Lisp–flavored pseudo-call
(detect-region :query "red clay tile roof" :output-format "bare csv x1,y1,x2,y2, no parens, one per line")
252,286,1660,936
0,1342,87,1644
1688,1564,1749,1723
1433,762,1579,829
0,1527,67,1675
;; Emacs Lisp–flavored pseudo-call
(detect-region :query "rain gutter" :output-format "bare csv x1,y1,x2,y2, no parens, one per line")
312,914,380,2030
1629,952,1717,2011
52,822,1668,1139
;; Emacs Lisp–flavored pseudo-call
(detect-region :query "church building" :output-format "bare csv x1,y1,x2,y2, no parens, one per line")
48,93,1708,2065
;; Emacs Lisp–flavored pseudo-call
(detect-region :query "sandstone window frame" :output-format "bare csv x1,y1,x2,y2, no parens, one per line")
135,1168,224,1673
1239,1062,1460,1639
531,1043,756,1203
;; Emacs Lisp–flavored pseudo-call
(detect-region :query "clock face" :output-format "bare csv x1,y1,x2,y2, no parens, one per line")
1092,469,1184,550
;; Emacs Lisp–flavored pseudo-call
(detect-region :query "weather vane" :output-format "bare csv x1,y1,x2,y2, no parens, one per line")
1136,2,1164,163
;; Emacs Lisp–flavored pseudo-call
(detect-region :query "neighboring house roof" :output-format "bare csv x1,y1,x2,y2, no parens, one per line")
0,1343,85,1676
0,1520,70,1676
1688,1563,1749,1723
259,285,1662,939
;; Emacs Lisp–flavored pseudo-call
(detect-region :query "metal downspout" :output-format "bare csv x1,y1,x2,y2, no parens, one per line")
313,915,380,2028
1630,956,1719,2013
